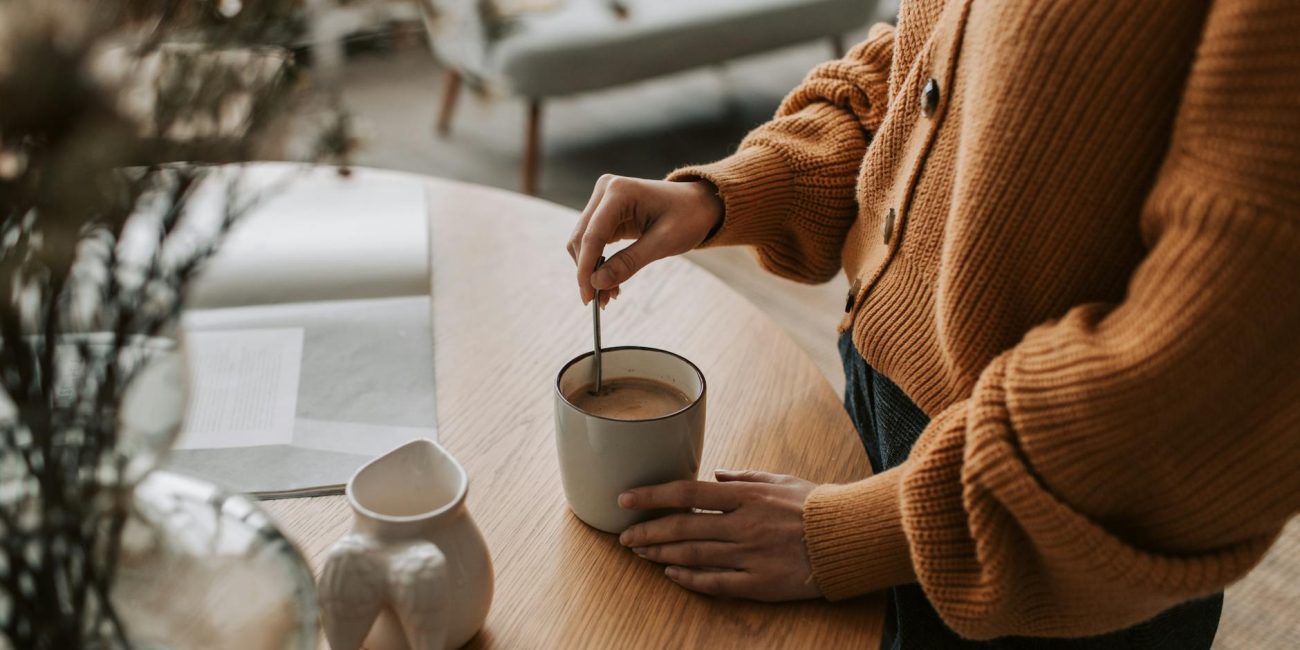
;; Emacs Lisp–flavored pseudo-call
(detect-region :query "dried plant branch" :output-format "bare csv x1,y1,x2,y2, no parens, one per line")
0,1,357,648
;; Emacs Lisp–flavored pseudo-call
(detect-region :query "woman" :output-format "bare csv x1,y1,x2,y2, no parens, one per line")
566,0,1299,648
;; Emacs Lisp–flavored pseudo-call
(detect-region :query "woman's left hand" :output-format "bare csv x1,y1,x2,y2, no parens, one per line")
617,469,823,602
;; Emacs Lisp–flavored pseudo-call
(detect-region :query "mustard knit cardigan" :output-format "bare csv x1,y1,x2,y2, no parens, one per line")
668,0,1300,639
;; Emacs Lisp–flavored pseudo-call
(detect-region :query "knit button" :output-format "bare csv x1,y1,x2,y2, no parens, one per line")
883,208,896,244
844,278,862,313
921,78,940,117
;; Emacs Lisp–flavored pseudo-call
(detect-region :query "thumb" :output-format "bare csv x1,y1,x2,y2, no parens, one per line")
592,240,657,290
714,469,783,484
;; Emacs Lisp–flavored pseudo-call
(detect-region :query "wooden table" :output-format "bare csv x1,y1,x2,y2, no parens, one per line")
263,174,884,648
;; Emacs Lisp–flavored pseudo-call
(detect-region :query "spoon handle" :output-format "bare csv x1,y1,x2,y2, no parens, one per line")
592,256,605,394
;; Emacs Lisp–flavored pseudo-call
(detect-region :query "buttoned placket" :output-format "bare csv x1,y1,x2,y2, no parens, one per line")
840,0,970,334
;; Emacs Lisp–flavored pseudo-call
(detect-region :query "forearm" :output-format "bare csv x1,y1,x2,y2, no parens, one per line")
666,24,895,283
803,171,1300,638
901,245,1300,638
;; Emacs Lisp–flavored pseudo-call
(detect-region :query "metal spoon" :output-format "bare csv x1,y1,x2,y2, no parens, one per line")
590,256,605,395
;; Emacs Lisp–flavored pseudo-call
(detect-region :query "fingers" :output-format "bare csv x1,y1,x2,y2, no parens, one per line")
597,285,620,309
619,512,734,547
592,240,651,291
574,186,624,305
593,255,620,308
619,480,743,512
663,566,755,599
714,469,784,484
632,541,743,569
568,174,612,265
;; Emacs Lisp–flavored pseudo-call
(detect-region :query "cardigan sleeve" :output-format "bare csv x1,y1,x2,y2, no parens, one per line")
664,24,894,284
802,0,1300,639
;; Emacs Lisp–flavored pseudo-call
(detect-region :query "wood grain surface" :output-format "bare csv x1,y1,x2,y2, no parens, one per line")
264,174,883,649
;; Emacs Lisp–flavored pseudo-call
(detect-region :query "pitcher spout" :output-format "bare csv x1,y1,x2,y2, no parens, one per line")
346,438,467,541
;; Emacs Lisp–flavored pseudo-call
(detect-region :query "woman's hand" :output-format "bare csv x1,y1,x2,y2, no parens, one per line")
568,175,723,306
617,469,823,602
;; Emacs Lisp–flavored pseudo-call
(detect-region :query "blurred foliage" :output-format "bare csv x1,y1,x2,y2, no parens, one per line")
0,1,356,648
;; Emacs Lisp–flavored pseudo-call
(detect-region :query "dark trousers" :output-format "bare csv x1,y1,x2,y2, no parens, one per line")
837,332,1223,650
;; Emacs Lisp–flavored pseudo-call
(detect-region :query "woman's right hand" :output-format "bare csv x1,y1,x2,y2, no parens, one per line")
568,175,723,306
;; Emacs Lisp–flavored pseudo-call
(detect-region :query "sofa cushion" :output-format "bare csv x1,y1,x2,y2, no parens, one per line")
188,164,431,309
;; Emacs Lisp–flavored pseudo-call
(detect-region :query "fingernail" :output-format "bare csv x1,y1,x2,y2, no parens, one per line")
632,547,647,557
664,566,680,580
618,492,635,508
593,268,613,288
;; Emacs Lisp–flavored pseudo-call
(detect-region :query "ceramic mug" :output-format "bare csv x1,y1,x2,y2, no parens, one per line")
554,346,706,533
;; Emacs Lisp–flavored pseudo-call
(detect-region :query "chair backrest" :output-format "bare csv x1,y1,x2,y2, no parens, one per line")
414,0,495,74
418,1,609,76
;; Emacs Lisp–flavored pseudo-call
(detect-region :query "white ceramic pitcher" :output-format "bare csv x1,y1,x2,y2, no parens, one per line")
319,439,493,650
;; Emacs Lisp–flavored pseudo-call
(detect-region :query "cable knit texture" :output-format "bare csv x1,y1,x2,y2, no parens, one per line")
669,0,1300,640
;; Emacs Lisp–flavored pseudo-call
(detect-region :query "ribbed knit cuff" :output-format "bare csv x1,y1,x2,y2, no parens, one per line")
665,145,795,249
803,467,916,601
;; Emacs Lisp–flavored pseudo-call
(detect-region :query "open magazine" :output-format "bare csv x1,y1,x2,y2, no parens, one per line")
170,296,436,499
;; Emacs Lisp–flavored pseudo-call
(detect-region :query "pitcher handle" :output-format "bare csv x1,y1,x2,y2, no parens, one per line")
388,541,452,650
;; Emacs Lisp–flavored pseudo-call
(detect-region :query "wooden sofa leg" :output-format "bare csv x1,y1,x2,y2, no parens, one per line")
830,35,846,59
523,100,543,195
436,69,462,135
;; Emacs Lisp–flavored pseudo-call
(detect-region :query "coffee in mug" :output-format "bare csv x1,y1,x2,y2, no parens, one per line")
564,377,692,421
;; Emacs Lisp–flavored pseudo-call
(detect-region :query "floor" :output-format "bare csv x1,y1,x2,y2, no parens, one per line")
318,36,1296,650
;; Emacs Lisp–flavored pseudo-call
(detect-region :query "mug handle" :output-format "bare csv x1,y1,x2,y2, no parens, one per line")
388,541,452,650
